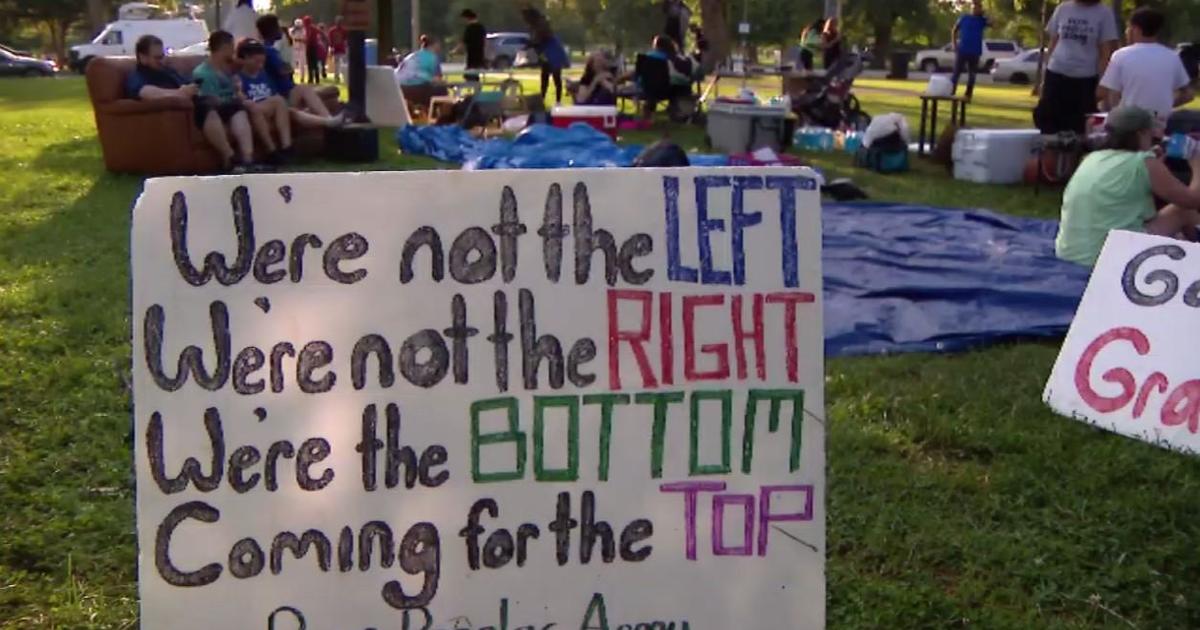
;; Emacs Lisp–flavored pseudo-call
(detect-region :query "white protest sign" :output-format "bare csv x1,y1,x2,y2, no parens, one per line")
131,168,825,629
1045,230,1200,454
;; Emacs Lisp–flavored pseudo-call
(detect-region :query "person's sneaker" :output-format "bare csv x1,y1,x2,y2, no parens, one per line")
248,162,276,173
326,112,348,128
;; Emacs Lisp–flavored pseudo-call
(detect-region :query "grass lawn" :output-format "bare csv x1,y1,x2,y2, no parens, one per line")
3,75,1200,629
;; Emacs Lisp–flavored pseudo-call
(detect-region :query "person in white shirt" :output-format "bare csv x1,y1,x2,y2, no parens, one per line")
1099,7,1194,129
222,0,259,42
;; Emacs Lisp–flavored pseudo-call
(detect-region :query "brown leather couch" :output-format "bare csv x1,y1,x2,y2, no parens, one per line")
86,55,334,175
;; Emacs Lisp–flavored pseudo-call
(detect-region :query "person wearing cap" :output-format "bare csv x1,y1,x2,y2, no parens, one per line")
1098,7,1194,130
1057,106,1200,266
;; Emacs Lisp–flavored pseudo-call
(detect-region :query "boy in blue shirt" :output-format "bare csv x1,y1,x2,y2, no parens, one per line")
952,0,989,99
254,14,346,124
236,39,292,163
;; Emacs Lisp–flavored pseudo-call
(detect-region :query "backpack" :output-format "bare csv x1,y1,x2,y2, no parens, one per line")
633,140,690,167
855,131,909,174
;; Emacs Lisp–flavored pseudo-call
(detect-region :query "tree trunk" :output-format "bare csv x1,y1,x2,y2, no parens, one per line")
86,0,111,37
870,17,894,71
376,0,393,64
1111,0,1123,44
698,0,730,72
47,20,69,63
1033,0,1049,95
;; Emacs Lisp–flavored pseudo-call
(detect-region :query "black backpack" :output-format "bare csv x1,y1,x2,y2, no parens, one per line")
633,140,690,167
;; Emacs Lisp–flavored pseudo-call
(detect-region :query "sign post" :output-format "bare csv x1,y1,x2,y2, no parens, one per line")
341,0,370,123
1045,231,1200,454
131,168,827,628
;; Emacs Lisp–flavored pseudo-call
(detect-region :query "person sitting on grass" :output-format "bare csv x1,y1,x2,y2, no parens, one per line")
192,31,260,172
575,51,617,106
1057,106,1200,267
255,14,346,124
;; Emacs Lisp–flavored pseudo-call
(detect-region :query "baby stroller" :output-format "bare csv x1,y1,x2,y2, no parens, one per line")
792,53,870,130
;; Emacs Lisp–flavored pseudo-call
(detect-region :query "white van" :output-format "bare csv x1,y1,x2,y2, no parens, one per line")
69,18,208,71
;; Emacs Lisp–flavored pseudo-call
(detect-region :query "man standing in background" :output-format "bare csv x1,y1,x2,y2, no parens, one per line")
328,16,348,83
460,9,486,82
952,0,988,99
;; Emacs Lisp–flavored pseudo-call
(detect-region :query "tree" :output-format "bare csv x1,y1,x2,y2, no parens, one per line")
698,0,730,68
85,0,111,38
0,0,84,60
843,0,934,68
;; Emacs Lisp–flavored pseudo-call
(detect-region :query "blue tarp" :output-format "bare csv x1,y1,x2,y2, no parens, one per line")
823,203,1089,357
398,123,1089,357
398,123,730,169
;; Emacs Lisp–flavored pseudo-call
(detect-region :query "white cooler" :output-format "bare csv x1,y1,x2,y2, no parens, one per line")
952,129,1041,184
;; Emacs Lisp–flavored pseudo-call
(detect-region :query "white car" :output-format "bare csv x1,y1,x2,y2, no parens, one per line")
171,40,209,56
914,40,1022,73
992,48,1044,85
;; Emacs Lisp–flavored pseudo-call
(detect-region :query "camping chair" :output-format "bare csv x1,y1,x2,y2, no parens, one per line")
617,53,672,116
460,90,505,130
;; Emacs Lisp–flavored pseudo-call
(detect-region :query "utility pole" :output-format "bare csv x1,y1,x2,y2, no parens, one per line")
411,0,420,50
824,0,840,20
1033,0,1049,96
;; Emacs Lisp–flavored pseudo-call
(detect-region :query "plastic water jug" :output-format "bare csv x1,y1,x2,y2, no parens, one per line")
817,128,834,151
844,131,863,153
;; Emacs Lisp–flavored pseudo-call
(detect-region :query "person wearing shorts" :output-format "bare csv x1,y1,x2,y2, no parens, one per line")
125,33,252,173
192,30,258,170
256,14,346,124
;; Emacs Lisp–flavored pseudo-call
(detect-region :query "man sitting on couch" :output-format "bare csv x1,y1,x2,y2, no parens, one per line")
125,33,255,173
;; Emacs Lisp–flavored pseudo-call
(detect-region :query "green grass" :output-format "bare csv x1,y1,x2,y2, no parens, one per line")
4,75,1200,629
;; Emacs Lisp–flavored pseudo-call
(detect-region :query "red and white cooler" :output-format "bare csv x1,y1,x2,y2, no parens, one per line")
550,105,619,139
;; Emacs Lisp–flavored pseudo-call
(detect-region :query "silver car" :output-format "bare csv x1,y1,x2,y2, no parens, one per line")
485,32,534,70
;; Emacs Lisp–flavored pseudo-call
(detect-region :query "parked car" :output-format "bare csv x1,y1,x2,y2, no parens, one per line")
69,17,208,71
0,48,56,77
0,43,34,58
171,40,208,56
914,40,1022,73
992,48,1043,84
485,32,533,69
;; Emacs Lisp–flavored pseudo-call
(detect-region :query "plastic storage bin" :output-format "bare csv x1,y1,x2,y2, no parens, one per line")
551,105,619,139
952,129,1041,184
707,101,793,154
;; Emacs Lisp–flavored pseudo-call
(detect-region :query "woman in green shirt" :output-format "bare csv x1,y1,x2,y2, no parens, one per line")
799,19,824,72
1056,106,1200,266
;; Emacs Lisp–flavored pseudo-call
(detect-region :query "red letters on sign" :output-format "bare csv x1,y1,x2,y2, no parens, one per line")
1073,325,1200,434
606,289,816,390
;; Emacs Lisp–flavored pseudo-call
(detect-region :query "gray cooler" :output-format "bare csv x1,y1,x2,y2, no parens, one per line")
706,101,794,154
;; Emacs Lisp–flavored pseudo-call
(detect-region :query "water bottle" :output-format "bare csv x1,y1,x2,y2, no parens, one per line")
819,128,834,151
1165,134,1199,160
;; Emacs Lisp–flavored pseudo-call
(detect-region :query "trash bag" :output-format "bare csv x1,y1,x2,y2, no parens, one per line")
632,140,690,167
863,112,910,148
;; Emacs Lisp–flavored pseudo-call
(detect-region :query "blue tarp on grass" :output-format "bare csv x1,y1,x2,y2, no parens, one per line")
398,123,1090,357
398,123,730,169
822,203,1089,357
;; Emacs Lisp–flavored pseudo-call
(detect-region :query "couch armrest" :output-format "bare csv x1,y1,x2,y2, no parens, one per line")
97,97,193,116
94,107,205,174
